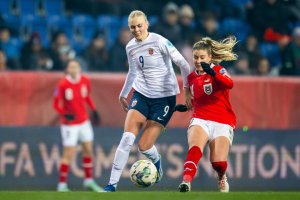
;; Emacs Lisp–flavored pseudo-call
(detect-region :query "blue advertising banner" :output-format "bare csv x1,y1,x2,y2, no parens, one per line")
0,127,299,191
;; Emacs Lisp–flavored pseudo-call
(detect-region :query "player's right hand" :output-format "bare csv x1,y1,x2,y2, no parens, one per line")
64,114,75,121
119,96,129,112
184,87,193,110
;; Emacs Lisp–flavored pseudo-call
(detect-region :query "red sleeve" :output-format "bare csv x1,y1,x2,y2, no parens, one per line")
53,84,65,115
85,78,96,110
213,67,233,89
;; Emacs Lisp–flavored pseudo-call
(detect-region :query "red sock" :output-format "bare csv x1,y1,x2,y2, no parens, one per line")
212,161,227,178
59,163,69,183
183,146,202,182
83,156,93,179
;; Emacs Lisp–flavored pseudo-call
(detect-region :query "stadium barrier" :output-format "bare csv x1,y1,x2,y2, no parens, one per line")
0,127,299,191
0,72,300,129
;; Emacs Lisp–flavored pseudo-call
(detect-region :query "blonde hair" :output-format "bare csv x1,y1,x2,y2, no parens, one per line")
193,36,238,63
128,10,148,23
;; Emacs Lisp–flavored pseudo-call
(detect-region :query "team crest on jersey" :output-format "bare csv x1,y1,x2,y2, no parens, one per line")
148,48,154,55
219,68,231,78
131,99,137,107
203,83,213,95
166,40,174,48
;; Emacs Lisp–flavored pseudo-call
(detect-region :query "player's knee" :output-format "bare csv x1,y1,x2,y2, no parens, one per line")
119,132,136,151
82,149,93,156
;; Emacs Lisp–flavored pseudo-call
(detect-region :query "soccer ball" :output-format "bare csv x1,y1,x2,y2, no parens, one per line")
129,160,158,188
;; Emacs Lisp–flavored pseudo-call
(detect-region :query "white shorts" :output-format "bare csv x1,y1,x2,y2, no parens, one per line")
60,120,94,147
189,118,234,145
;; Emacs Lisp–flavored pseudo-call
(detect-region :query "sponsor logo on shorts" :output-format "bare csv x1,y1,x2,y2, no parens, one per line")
131,99,137,107
157,117,164,121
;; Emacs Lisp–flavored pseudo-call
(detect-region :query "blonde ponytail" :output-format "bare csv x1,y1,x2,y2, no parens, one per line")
193,36,238,63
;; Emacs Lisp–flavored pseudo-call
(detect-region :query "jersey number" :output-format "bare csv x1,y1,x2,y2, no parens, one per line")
139,56,144,68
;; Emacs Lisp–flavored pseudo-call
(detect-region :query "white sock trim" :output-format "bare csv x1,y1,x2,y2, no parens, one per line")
139,145,160,163
184,161,197,169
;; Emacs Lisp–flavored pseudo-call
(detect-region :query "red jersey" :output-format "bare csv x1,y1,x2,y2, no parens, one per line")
188,65,236,128
53,75,96,125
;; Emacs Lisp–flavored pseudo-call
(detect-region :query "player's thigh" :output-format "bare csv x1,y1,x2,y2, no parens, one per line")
78,120,94,143
77,121,94,156
187,125,209,152
209,122,233,162
209,137,231,162
61,124,80,147
125,92,148,136
148,95,176,127
138,120,164,151
62,146,77,162
124,109,147,136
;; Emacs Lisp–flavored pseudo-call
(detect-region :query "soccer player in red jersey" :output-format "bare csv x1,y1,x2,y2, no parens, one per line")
53,59,101,192
178,37,238,193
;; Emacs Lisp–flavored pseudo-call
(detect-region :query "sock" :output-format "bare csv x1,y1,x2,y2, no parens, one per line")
212,161,227,178
139,145,160,164
59,163,69,183
183,146,202,183
109,132,136,185
83,156,93,180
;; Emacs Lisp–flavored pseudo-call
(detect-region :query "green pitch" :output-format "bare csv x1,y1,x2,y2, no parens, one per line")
0,192,300,200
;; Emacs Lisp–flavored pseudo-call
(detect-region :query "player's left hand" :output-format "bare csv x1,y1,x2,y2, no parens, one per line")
201,62,216,76
90,110,101,126
119,96,129,112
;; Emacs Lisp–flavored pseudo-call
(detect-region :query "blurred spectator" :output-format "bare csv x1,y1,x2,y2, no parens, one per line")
20,33,52,70
0,50,8,71
48,31,76,71
199,13,221,41
180,44,193,72
0,27,20,69
247,0,290,42
109,28,132,72
256,57,271,75
230,53,252,75
81,31,109,71
284,0,300,23
237,33,262,71
178,4,196,45
280,27,300,76
152,2,182,47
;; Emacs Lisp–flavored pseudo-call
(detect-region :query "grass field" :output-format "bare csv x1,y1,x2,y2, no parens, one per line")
0,192,299,200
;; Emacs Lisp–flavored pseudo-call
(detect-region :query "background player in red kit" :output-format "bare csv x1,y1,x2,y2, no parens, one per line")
178,36,238,193
53,59,101,192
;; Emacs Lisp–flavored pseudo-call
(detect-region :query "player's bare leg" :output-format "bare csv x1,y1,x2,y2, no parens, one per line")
81,141,102,192
138,120,164,182
179,125,208,192
104,109,146,192
57,146,76,192
209,136,230,192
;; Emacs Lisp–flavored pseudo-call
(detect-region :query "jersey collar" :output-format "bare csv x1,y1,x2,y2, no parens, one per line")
66,74,81,83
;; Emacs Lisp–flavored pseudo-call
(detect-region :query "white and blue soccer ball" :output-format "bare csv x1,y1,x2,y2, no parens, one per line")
129,160,158,188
